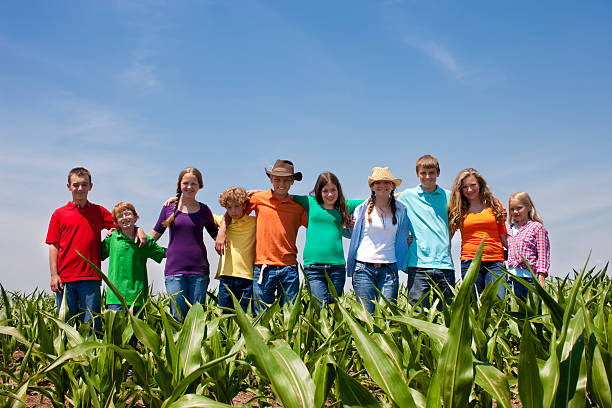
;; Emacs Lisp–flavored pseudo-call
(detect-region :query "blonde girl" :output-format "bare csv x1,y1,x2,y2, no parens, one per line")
150,167,218,321
506,192,550,300
448,168,507,298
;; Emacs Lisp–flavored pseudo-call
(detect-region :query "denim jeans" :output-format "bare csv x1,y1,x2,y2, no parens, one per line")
303,264,346,306
55,280,101,335
218,276,253,313
508,276,533,301
352,261,399,314
165,273,210,321
406,267,455,310
252,264,299,314
106,304,142,348
460,260,506,299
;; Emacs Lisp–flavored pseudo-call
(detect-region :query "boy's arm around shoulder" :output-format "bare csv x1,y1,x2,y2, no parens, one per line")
145,235,167,263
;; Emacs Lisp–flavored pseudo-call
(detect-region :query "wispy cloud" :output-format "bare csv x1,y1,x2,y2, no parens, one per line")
404,37,464,78
120,55,160,90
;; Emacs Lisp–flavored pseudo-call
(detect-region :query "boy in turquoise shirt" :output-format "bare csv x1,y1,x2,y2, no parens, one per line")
101,202,166,321
397,155,454,309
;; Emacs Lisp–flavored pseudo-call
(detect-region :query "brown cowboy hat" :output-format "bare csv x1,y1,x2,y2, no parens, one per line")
368,166,402,188
265,159,303,181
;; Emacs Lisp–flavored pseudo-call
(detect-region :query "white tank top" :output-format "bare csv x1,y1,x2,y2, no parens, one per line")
356,208,397,263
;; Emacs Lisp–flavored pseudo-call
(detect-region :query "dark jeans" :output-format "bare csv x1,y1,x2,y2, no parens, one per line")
165,273,210,321
352,261,399,314
406,267,455,310
460,260,506,299
252,264,299,314
218,276,253,313
303,264,346,306
106,304,141,348
56,280,101,335
508,276,533,301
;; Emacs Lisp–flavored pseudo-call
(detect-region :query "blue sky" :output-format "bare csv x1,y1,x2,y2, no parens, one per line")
1,1,611,293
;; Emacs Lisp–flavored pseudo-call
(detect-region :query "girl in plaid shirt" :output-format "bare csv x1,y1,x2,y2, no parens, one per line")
507,192,550,301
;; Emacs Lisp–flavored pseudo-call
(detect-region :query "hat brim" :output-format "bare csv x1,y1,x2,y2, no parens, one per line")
368,177,402,188
265,169,302,181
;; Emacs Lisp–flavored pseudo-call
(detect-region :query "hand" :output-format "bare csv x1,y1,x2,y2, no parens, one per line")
50,274,63,294
215,233,227,255
164,196,178,207
105,227,116,238
136,228,147,248
247,189,263,198
407,234,413,247
538,273,546,286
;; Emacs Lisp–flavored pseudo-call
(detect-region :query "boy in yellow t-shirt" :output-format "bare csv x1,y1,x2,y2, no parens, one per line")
215,187,256,313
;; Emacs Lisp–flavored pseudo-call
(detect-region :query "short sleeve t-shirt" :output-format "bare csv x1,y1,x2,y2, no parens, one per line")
46,201,115,282
293,195,362,265
101,231,166,306
213,214,256,280
247,190,307,266
460,203,507,261
153,202,218,276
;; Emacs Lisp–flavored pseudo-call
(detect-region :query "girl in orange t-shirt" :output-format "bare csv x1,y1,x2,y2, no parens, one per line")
448,168,507,298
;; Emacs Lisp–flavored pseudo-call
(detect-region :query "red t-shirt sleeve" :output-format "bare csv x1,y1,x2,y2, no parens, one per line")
46,212,61,245
101,206,116,230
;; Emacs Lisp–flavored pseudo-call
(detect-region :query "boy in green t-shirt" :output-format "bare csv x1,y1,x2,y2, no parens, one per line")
101,202,166,325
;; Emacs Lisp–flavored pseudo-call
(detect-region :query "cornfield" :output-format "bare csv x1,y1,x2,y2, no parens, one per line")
1,245,610,407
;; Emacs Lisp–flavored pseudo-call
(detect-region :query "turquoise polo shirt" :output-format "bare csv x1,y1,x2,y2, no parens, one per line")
397,185,453,270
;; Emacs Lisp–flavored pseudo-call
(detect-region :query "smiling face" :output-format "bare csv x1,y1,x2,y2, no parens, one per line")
321,182,339,208
460,175,480,202
370,180,394,197
180,173,201,199
116,209,139,233
417,166,439,192
67,174,93,206
509,198,530,226
270,175,294,199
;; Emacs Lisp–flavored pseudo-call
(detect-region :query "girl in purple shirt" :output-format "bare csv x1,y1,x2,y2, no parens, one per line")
151,167,218,321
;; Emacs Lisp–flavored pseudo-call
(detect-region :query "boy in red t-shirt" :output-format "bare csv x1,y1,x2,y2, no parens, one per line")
45,167,145,333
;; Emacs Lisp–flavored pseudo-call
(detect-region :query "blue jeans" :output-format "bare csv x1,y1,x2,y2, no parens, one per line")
460,260,506,299
508,276,533,301
106,304,142,348
406,267,455,310
218,276,253,313
352,261,399,314
165,273,210,321
252,264,299,314
55,280,101,335
303,264,346,306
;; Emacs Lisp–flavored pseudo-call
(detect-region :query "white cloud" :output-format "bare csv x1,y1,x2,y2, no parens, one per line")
120,56,160,90
404,37,464,78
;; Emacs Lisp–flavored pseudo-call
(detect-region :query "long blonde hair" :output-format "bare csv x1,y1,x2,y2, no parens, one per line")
162,167,204,227
448,168,505,234
508,191,543,225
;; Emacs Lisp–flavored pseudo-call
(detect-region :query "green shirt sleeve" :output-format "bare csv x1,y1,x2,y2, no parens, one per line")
292,194,310,210
146,236,167,263
346,199,365,214
101,236,110,261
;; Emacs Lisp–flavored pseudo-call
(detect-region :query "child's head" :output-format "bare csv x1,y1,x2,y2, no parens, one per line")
312,172,351,226
219,187,248,220
415,155,440,191
508,192,543,225
452,168,489,203
67,167,93,204
265,160,301,199
366,167,401,225
112,202,140,232
163,167,204,227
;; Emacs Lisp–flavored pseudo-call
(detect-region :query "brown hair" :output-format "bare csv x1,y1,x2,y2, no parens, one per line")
312,172,351,227
219,187,248,208
162,167,204,227
365,189,398,225
415,154,440,174
68,167,92,184
509,191,543,225
448,168,505,234
112,202,139,223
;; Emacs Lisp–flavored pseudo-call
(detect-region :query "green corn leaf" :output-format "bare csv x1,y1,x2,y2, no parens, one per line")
41,341,103,374
339,306,416,407
474,362,511,408
176,302,206,378
591,344,612,408
540,337,560,408
335,369,379,408
425,370,442,408
130,312,161,355
270,340,316,406
567,341,588,408
312,355,335,408
166,394,234,407
41,312,84,347
518,319,543,408
556,313,586,407
438,239,483,408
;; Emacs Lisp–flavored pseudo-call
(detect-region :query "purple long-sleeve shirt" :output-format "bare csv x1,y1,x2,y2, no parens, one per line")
153,202,218,276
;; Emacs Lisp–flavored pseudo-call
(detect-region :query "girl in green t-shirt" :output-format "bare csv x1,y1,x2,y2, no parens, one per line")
292,172,362,305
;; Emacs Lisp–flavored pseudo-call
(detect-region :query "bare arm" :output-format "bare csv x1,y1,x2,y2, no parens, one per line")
500,233,508,249
49,244,62,294
214,212,231,255
135,227,147,248
149,230,163,241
